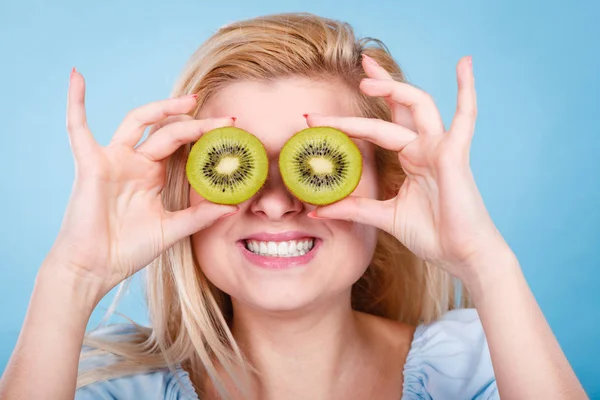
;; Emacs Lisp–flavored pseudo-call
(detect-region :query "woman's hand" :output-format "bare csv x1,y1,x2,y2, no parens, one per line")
47,69,239,298
306,55,511,281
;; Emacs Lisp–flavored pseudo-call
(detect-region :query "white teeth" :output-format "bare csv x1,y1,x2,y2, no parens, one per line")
278,242,288,256
245,239,315,257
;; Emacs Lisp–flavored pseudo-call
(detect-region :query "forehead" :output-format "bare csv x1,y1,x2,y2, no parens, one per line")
197,77,367,155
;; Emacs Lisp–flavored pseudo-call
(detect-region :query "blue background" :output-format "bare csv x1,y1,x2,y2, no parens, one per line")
1,0,599,396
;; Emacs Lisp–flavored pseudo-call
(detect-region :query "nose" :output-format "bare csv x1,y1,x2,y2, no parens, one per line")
250,159,304,220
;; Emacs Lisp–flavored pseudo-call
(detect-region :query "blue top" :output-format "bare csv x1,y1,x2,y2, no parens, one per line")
76,308,498,399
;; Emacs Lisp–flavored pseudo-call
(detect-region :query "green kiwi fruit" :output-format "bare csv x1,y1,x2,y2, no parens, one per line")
186,127,268,205
279,127,362,205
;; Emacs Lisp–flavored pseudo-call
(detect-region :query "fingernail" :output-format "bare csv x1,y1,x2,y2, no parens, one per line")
307,211,328,220
71,67,77,76
303,114,309,119
362,54,379,66
185,93,199,101
231,117,237,122
361,78,377,84
468,56,473,68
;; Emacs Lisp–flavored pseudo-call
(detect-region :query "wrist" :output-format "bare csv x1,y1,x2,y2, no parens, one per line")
460,243,522,303
37,256,107,313
0,256,105,399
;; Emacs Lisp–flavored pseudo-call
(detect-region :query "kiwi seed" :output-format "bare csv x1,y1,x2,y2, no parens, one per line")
186,127,268,205
279,127,362,205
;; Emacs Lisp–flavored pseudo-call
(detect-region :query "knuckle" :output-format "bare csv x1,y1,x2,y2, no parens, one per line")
421,92,435,106
351,197,364,218
124,109,143,125
148,121,165,135
360,120,375,138
170,134,189,147
156,108,169,121
67,120,88,134
138,150,157,162
66,120,78,132
390,84,403,99
459,105,477,118
370,123,382,139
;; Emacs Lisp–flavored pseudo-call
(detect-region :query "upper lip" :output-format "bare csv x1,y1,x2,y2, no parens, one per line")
242,231,318,242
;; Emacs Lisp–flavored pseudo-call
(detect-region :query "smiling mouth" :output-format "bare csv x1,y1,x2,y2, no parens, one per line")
244,238,315,257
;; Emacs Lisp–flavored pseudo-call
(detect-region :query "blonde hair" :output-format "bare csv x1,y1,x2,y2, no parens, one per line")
78,12,470,398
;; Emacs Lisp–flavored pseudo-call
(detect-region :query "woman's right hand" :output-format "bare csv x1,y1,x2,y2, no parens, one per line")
46,69,238,299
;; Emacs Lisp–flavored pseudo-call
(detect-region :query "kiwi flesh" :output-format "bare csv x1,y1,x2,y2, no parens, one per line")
186,127,268,205
279,127,362,205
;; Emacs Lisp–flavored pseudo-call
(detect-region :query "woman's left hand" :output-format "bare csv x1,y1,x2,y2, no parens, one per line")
306,55,512,281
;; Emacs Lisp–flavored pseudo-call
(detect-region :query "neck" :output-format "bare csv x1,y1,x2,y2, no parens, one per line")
229,292,369,399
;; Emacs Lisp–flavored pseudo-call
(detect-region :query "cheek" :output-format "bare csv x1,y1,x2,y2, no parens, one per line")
191,226,219,268
345,222,378,266
191,225,240,298
189,193,233,287
337,146,379,278
327,218,378,291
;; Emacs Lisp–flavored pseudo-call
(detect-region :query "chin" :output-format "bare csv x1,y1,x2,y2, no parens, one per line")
234,284,325,313
206,258,365,316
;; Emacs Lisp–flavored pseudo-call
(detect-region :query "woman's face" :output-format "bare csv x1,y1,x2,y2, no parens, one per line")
191,78,379,312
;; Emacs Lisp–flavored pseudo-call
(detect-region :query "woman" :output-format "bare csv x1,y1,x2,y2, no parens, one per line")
0,12,587,400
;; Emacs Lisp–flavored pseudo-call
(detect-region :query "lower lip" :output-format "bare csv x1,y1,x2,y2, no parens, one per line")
238,240,321,269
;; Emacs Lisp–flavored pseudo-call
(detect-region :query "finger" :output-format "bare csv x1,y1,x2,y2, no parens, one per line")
163,202,239,244
111,94,199,148
361,55,418,132
310,196,396,233
359,78,445,136
136,117,235,161
306,114,417,152
449,56,477,144
146,114,194,137
66,68,97,159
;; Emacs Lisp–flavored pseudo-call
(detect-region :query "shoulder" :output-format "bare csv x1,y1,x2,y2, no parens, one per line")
402,308,499,400
75,369,198,400
75,324,199,400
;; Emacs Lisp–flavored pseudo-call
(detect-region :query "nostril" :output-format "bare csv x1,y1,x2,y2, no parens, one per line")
283,208,302,217
249,179,304,219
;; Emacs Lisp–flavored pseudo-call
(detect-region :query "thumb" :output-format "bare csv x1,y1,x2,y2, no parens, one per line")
310,196,395,233
163,202,239,245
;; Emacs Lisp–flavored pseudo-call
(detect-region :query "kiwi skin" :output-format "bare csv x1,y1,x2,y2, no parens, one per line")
186,127,268,205
279,126,363,206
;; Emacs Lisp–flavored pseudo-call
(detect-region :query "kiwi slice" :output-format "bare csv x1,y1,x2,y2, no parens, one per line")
186,127,268,205
279,127,362,205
